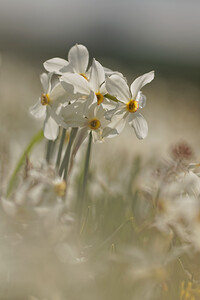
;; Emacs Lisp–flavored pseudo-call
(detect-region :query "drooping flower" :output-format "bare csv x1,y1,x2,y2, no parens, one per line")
105,71,155,139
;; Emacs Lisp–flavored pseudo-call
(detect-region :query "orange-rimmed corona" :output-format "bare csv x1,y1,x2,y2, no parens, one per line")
96,92,104,105
126,99,139,113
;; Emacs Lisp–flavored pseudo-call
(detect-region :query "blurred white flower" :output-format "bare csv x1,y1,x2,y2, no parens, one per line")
29,73,70,140
105,71,154,139
154,170,200,250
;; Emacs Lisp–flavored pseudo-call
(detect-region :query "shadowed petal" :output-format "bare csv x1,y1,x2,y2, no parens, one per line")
68,44,89,74
44,109,59,140
89,59,105,92
106,75,131,103
29,99,46,118
130,71,154,99
43,58,69,74
40,73,53,94
130,113,148,139
136,91,147,108
61,73,91,95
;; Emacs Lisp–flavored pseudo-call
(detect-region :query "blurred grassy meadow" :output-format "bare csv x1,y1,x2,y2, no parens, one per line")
0,1,200,299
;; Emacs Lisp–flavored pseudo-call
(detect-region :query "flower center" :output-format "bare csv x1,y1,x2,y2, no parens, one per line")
41,93,50,106
80,73,88,80
89,118,101,130
54,181,67,197
126,100,139,113
96,92,104,105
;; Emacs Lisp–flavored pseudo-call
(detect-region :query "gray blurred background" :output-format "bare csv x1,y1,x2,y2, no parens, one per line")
0,0,200,168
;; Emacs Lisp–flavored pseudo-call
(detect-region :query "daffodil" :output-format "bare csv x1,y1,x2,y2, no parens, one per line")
29,73,74,140
105,71,154,139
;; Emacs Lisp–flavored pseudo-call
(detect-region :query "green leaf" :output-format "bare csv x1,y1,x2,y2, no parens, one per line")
6,130,44,197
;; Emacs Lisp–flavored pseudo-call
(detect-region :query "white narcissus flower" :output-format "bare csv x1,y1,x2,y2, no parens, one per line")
61,58,111,106
60,93,119,143
89,58,112,107
44,43,124,79
29,73,74,140
44,44,90,79
105,71,155,139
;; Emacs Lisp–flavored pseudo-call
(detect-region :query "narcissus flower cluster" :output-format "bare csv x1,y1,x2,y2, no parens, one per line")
30,44,154,142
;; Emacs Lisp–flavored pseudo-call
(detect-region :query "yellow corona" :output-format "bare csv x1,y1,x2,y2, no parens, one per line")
41,93,50,106
89,118,101,130
96,92,104,105
126,99,139,113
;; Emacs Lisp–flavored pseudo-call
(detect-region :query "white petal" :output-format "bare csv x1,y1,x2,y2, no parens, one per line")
43,58,69,74
40,72,52,94
104,67,124,78
105,75,131,103
44,110,59,140
96,103,106,120
50,82,75,104
92,129,102,143
61,73,91,95
105,103,119,121
87,102,97,119
60,104,86,128
49,106,65,127
72,127,88,157
68,44,89,74
130,71,154,99
100,82,107,95
29,99,46,118
89,59,105,92
102,126,118,139
136,91,146,108
59,62,74,73
130,113,148,139
110,112,127,134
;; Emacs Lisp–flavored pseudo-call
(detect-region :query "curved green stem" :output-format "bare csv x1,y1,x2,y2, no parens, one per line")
6,130,44,197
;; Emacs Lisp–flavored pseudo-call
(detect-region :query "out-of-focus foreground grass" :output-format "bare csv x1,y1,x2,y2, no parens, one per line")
0,53,200,300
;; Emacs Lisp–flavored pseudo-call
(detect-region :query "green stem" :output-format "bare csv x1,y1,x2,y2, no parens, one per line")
77,131,92,228
46,140,53,163
56,128,66,169
6,130,44,197
104,93,119,103
82,131,92,197
59,127,78,179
